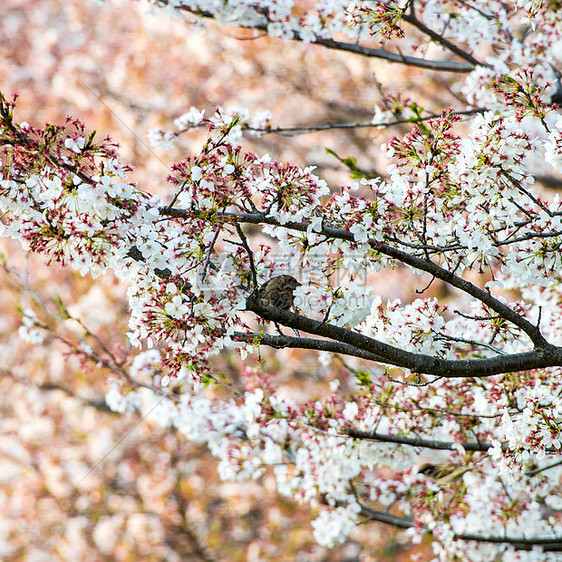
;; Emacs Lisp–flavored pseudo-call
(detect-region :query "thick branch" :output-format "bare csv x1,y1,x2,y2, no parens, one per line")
359,506,413,529
346,429,559,457
234,331,388,363
376,242,548,349
345,428,492,451
311,37,475,72
244,297,562,378
358,505,562,551
402,12,486,68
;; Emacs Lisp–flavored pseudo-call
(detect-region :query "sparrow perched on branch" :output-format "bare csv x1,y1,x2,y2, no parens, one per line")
418,463,473,486
259,275,301,310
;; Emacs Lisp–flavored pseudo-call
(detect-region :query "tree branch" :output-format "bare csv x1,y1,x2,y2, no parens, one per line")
163,209,550,349
345,428,492,451
358,505,562,551
241,297,562,378
311,37,476,72
240,108,486,135
402,11,486,68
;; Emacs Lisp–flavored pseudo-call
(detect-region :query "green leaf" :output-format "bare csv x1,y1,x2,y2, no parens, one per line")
325,147,380,179
86,130,97,148
355,369,371,387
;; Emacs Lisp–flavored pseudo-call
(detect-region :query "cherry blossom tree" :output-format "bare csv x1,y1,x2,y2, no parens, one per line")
1,0,562,559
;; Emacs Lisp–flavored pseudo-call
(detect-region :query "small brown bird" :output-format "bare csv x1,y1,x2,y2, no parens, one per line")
418,463,473,486
259,275,301,310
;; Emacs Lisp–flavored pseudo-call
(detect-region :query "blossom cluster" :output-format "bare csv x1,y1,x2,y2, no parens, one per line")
0,95,158,276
